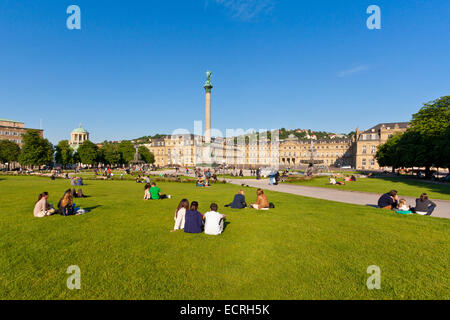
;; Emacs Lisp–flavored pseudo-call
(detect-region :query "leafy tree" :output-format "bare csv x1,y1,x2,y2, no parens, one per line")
408,96,450,176
55,140,73,167
0,140,21,169
376,134,403,171
18,130,53,167
100,142,121,165
436,125,450,171
117,140,135,164
77,140,99,165
138,146,155,164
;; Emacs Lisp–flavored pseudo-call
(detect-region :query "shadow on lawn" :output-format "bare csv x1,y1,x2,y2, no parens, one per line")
372,176,450,196
223,221,231,232
83,205,102,212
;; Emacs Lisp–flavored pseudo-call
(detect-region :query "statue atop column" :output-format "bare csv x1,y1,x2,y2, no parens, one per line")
204,70,213,92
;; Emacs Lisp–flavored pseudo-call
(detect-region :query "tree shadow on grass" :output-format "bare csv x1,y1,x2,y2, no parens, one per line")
370,176,450,196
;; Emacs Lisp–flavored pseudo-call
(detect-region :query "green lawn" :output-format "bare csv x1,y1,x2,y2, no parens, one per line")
285,176,450,200
0,176,449,300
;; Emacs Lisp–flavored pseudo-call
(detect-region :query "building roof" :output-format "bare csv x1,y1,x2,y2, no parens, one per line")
0,118,23,123
363,122,410,133
71,124,88,134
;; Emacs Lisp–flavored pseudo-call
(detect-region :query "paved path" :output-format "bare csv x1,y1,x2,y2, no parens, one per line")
227,179,450,219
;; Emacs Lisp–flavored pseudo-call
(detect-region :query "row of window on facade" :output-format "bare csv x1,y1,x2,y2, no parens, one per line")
279,152,346,157
361,158,376,166
0,131,22,136
4,138,22,144
361,146,377,154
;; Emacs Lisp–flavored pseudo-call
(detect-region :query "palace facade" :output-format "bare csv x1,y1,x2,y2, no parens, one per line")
142,122,410,170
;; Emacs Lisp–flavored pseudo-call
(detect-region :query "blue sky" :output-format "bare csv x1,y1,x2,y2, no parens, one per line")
0,0,449,143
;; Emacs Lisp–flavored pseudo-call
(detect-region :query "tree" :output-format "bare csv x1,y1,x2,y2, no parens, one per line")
18,130,53,168
436,125,450,171
77,140,99,165
100,142,121,165
138,146,155,164
55,140,73,167
409,96,450,177
117,140,135,164
0,140,21,170
375,134,403,171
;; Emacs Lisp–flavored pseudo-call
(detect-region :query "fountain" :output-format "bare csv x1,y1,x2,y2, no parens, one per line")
300,140,326,176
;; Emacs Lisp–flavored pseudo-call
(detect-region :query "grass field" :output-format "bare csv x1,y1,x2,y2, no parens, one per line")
285,176,450,200
0,176,449,300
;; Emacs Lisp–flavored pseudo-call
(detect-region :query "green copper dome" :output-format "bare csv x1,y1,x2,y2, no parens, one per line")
72,123,88,134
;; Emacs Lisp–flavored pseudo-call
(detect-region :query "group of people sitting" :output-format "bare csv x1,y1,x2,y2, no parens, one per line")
70,177,84,186
196,177,210,187
378,190,437,215
33,189,88,218
144,182,171,200
225,189,274,210
329,175,356,186
172,200,226,235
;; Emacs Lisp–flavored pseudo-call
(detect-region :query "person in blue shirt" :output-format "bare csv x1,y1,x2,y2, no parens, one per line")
378,190,399,210
184,201,204,234
226,190,247,209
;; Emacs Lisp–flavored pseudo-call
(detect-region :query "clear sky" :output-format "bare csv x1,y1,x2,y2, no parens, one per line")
0,0,449,143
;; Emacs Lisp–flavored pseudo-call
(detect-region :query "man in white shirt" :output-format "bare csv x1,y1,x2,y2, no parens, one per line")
204,203,226,235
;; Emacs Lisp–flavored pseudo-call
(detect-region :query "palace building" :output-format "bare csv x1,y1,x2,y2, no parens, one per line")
354,122,410,170
0,119,44,147
141,122,409,170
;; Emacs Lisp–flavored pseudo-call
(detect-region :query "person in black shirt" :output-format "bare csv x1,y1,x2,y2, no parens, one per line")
378,190,399,210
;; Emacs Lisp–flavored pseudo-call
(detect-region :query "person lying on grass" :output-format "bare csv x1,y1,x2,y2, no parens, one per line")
33,192,56,218
149,182,170,200
171,199,188,232
204,203,226,236
250,189,270,210
329,177,345,185
184,201,204,234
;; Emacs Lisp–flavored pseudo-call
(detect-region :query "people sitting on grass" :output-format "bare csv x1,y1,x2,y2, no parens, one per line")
204,203,226,236
378,190,399,210
396,199,413,214
196,177,210,187
171,199,189,232
70,177,84,186
149,182,170,200
350,175,357,182
412,193,437,216
71,188,86,198
184,201,204,234
250,189,270,210
33,192,56,218
58,190,79,216
225,190,247,209
144,183,151,200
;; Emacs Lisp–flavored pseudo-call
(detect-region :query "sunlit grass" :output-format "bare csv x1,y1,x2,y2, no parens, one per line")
0,175,448,299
